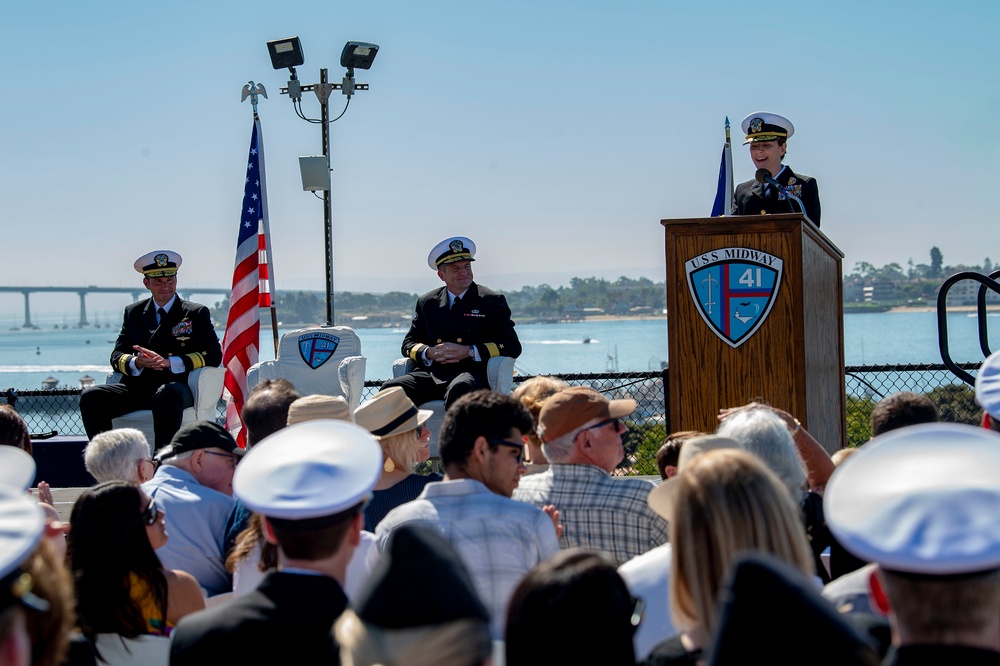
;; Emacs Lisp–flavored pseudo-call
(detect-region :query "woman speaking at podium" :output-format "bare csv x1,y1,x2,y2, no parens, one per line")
732,112,821,227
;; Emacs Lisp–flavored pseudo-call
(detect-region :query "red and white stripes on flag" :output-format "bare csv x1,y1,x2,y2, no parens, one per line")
222,117,274,446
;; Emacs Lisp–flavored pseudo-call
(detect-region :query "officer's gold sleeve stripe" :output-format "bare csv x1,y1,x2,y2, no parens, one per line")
409,344,427,362
115,355,131,374
485,343,499,358
186,352,206,370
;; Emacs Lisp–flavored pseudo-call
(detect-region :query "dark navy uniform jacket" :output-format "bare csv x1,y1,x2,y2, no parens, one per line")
110,297,222,394
401,282,521,383
170,572,348,665
733,165,821,227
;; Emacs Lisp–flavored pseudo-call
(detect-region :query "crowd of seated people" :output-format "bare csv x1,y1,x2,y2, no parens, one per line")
5,355,1000,665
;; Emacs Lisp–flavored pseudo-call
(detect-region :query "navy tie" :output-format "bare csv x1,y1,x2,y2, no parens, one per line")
157,307,167,324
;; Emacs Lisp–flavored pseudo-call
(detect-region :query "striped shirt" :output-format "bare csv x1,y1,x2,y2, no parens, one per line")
376,478,560,639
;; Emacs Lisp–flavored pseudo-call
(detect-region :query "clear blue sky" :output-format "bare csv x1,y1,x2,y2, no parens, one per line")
3,0,998,318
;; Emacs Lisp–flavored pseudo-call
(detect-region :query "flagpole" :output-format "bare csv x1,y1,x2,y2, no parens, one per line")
258,118,280,357
254,120,280,359
724,117,733,216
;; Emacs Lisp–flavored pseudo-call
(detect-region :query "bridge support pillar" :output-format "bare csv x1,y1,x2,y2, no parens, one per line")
78,292,89,327
21,291,35,329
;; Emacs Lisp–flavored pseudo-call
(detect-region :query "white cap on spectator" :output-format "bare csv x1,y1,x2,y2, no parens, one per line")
975,350,1000,418
825,423,1000,575
234,419,381,521
0,489,48,613
0,447,35,492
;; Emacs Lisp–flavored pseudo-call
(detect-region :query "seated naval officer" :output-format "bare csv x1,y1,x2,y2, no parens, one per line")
80,250,223,451
732,112,821,226
381,236,521,409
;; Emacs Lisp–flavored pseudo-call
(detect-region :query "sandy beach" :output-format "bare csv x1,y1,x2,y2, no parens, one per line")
551,306,1000,322
887,305,1000,314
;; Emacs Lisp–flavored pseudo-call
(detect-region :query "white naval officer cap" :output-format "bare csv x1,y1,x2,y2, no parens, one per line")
975,350,1000,419
0,488,49,613
741,112,795,145
234,419,382,526
825,423,1000,575
427,237,476,270
134,250,183,278
0,447,36,493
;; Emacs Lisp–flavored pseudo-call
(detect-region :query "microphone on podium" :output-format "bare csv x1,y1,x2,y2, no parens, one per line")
754,168,783,190
755,168,810,224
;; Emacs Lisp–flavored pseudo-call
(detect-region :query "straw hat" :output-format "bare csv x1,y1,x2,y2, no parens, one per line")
647,435,741,520
287,394,353,425
354,387,433,438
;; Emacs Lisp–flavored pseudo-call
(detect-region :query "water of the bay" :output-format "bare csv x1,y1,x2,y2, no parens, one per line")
0,311,996,391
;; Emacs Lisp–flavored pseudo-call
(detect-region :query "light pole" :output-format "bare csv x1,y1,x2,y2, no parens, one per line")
267,37,379,325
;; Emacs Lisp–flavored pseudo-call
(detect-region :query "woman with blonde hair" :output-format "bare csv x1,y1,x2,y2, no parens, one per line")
512,375,568,470
642,448,814,665
354,387,439,531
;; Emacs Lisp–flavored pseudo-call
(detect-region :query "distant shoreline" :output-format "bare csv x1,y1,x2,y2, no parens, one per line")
526,305,1000,324
886,305,1000,314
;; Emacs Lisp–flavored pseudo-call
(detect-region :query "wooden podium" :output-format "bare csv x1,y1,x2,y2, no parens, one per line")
661,213,845,451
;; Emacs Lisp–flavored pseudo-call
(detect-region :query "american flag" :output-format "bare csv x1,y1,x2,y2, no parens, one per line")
222,118,274,446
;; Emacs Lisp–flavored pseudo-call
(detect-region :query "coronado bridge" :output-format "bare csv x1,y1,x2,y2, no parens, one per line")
0,286,230,329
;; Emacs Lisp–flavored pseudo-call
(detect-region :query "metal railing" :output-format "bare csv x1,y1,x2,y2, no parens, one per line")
5,363,985,475
936,270,999,385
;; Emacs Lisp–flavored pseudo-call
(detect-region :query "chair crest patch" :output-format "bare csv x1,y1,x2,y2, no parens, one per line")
298,332,340,369
685,247,783,348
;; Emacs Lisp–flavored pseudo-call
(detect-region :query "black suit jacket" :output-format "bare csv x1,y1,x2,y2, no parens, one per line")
732,165,821,227
169,572,348,665
401,282,521,383
110,297,222,394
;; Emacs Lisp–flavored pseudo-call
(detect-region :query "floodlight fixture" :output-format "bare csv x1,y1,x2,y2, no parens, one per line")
269,36,379,325
267,37,304,71
340,41,378,74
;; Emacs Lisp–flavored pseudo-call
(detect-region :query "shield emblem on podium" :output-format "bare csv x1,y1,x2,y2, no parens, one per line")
298,332,340,369
685,248,783,348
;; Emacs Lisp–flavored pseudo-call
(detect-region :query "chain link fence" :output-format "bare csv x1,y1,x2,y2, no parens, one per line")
6,363,985,476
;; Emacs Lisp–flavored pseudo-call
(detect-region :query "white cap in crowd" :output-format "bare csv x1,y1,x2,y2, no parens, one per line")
0,447,35,492
825,423,1000,575
975,350,1000,419
0,489,49,613
234,419,382,522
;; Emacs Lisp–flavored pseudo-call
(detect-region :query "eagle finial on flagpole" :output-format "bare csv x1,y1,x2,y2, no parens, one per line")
241,81,268,117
